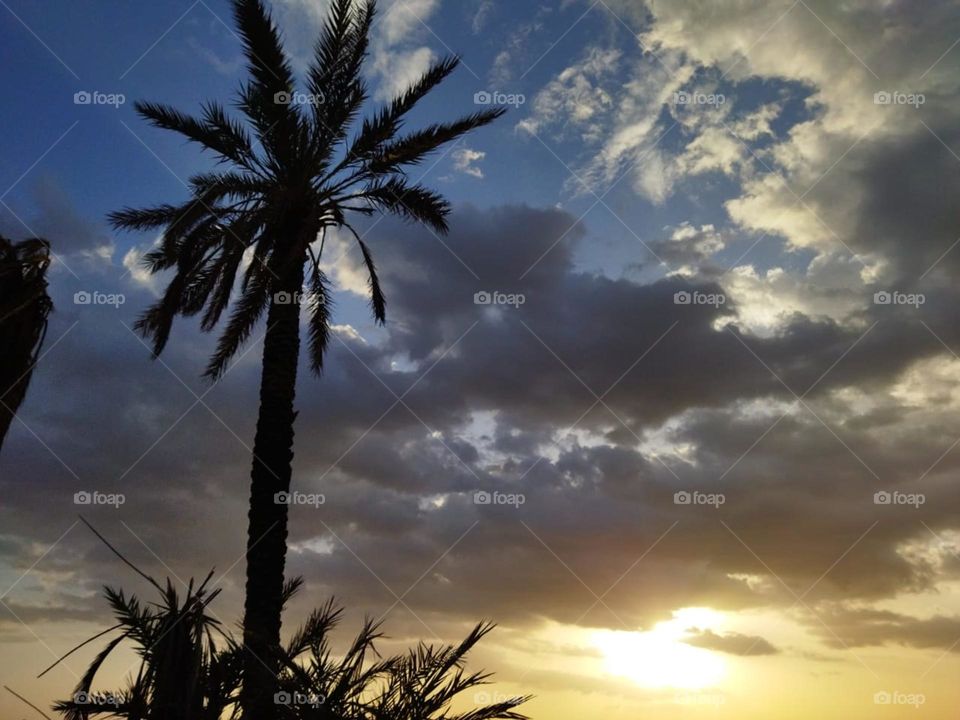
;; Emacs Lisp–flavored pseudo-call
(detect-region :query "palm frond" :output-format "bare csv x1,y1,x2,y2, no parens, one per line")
204,260,272,380
201,101,261,172
342,222,385,323
362,178,451,233
232,0,300,168
231,0,294,93
135,102,255,171
108,203,196,232
344,54,462,166
55,571,529,720
200,243,247,331
308,0,356,95
306,260,334,374
188,170,267,200
369,108,507,174
134,223,221,356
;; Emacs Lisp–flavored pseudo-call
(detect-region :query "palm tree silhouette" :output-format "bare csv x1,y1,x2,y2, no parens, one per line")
109,1,504,715
50,568,529,720
0,234,52,454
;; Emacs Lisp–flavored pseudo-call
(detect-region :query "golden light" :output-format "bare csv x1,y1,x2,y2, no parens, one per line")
593,608,726,689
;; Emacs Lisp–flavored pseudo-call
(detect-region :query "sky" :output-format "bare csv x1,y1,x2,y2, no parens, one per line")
2,0,960,717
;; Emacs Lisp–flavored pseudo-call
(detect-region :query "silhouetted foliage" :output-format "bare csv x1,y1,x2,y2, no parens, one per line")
50,568,529,720
109,1,504,715
0,234,52,453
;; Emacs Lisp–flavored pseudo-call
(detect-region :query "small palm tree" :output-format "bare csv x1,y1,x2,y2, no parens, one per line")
49,575,228,720
273,604,530,720
50,565,528,719
109,1,504,715
0,234,53,454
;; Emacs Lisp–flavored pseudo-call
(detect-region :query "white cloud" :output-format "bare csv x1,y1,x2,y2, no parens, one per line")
665,223,724,265
272,0,442,100
452,147,486,178
517,47,622,143
518,44,698,202
472,0,494,34
331,323,367,343
622,0,960,256
719,254,869,336
378,0,440,46
369,0,441,99
371,45,437,100
122,245,161,295
317,227,370,297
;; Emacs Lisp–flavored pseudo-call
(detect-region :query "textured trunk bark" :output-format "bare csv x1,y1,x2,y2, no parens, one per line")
238,256,304,720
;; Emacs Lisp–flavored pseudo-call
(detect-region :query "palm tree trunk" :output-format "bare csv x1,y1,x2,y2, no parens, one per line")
238,259,304,720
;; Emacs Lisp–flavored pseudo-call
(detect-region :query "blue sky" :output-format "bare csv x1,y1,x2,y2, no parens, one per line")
0,0,807,289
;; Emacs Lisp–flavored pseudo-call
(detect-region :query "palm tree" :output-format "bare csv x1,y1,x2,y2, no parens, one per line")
108,1,504,715
50,575,228,720
0,234,53,454
50,560,528,720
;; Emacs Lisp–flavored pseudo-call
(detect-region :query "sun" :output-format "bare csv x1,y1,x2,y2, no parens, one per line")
593,608,726,690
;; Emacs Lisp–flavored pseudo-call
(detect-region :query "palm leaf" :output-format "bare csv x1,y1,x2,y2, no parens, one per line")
362,178,451,233
306,261,334,374
368,108,506,174
0,236,52,453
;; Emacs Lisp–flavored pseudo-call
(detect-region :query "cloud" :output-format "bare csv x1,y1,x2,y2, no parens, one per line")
186,36,244,76
122,245,161,294
452,147,486,178
372,45,437,100
683,628,779,656
0,176,114,263
471,0,494,34
378,0,440,46
5,1,960,676
271,0,442,100
6,201,959,645
368,0,441,100
517,47,623,145
653,222,725,274
814,605,960,653
484,7,554,86
510,0,960,347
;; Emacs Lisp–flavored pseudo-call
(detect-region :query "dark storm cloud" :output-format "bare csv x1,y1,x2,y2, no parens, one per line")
0,598,101,626
683,628,779,656
849,123,960,285
2,199,960,646
813,605,960,653
0,177,113,258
